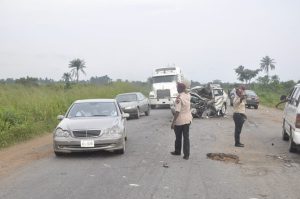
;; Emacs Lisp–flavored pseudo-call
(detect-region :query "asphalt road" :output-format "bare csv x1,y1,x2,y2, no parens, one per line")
0,106,300,199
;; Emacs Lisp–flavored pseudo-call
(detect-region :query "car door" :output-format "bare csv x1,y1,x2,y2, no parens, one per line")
138,93,147,112
212,88,224,111
285,87,300,133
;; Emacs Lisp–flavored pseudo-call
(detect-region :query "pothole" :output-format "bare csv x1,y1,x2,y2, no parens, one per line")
206,153,239,164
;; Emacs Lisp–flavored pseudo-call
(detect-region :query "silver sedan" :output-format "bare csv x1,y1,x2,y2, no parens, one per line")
53,99,129,156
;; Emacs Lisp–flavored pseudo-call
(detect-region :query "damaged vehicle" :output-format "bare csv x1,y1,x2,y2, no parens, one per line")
171,84,228,118
190,84,228,118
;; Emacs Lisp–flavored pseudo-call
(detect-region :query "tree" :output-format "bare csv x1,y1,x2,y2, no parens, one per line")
69,58,86,83
260,56,275,78
62,72,71,88
235,65,260,84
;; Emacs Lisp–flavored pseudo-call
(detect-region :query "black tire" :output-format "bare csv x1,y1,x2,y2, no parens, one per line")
282,122,289,141
145,106,150,116
288,132,297,153
135,108,140,119
220,104,226,116
54,151,64,157
115,138,125,154
254,105,258,109
151,105,156,109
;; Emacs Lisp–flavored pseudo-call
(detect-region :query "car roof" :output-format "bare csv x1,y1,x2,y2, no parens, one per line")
116,92,140,96
74,99,117,103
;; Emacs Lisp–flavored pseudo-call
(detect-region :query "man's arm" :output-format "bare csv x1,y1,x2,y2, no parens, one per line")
171,112,179,129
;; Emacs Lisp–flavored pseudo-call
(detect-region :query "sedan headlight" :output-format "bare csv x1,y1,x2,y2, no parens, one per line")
55,128,70,137
103,125,122,136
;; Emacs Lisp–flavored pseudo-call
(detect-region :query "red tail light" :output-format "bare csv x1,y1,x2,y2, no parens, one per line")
296,114,300,128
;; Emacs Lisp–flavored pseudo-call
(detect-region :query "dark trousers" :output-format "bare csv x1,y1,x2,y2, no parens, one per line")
233,113,245,144
174,124,190,157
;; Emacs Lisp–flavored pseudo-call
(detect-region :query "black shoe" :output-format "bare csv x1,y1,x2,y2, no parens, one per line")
170,151,181,155
235,143,244,147
183,156,189,160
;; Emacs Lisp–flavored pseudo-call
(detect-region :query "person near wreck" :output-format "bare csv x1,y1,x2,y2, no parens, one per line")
171,82,193,160
233,85,247,147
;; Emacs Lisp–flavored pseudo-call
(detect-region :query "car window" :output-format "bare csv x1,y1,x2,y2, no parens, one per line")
138,93,145,100
245,90,256,96
116,94,137,102
67,102,118,118
291,87,300,106
213,89,223,97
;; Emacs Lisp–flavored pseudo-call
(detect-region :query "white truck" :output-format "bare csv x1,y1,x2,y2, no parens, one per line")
149,67,184,108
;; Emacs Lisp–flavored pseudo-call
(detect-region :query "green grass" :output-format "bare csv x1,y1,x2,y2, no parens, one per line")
0,82,150,149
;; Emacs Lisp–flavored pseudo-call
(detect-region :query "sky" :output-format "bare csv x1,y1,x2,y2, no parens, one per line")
0,0,299,83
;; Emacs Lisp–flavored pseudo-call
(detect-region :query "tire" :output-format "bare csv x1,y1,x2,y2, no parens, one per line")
288,132,297,153
282,122,289,141
151,105,156,109
145,106,150,116
220,104,226,116
115,138,125,154
135,108,140,119
254,105,258,109
54,151,64,157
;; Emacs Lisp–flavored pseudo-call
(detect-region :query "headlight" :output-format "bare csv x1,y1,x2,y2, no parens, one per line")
103,125,122,136
55,128,70,137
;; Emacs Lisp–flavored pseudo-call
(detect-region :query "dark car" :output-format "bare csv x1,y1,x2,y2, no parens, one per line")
116,92,150,119
245,90,259,109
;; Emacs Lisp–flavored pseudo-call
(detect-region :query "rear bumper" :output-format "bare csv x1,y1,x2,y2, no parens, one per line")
246,100,259,106
150,98,174,105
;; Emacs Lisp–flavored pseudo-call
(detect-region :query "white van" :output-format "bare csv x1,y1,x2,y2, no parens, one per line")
281,83,300,152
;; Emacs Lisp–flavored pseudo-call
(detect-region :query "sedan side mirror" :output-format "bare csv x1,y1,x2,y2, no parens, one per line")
122,113,130,118
57,115,65,121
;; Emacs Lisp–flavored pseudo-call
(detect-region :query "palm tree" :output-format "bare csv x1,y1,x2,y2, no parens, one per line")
69,58,86,83
260,56,275,78
62,72,71,83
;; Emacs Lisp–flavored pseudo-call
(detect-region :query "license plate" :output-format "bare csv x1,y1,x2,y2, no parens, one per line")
81,140,94,147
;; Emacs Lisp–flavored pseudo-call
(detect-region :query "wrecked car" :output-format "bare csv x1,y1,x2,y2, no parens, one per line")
171,84,228,118
190,84,228,117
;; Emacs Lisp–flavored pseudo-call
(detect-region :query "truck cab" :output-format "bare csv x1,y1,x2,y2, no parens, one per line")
149,67,183,108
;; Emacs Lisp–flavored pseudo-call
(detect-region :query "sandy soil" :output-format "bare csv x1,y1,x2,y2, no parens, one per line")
0,133,53,178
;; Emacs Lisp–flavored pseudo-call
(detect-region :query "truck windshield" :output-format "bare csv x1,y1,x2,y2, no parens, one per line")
152,75,177,83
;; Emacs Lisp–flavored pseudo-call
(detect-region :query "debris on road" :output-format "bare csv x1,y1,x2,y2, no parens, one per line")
162,162,169,168
129,184,140,187
207,153,239,164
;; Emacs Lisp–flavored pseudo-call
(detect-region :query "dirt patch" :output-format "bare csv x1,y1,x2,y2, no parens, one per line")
0,133,53,178
207,153,239,164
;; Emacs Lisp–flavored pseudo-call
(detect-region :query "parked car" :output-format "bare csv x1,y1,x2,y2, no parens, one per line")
245,90,259,109
53,99,129,156
230,89,259,109
280,83,300,152
116,92,150,119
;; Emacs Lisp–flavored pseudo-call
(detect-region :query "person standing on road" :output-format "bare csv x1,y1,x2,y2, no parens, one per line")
233,85,247,147
171,83,193,160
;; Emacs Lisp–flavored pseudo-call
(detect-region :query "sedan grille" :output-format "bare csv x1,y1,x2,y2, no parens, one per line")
72,130,101,137
157,89,170,99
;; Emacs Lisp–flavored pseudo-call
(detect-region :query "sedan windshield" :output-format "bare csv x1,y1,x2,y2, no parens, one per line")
116,94,137,102
152,75,177,83
67,102,118,118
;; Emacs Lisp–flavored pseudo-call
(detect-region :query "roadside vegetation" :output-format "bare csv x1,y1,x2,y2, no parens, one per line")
0,82,150,148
